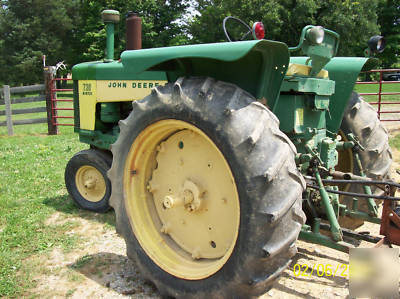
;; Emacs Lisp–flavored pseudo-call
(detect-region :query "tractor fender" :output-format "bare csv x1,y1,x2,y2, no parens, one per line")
73,40,290,108
121,40,289,104
290,57,378,133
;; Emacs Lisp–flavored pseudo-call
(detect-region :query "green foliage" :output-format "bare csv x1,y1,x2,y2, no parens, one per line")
0,0,79,85
63,0,190,67
189,0,380,57
0,0,397,85
316,0,380,56
0,0,189,85
377,0,400,68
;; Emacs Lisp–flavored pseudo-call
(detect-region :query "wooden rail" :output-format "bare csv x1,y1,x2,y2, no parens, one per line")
1,66,59,136
0,84,47,135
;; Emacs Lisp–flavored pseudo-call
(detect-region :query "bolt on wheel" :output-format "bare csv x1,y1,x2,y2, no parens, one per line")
109,77,305,297
124,120,240,279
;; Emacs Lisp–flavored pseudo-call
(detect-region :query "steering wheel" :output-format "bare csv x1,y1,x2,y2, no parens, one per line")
223,16,252,42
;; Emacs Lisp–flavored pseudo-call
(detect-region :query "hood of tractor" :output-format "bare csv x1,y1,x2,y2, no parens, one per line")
72,39,290,106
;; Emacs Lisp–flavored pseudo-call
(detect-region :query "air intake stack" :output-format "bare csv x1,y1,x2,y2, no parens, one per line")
101,9,120,62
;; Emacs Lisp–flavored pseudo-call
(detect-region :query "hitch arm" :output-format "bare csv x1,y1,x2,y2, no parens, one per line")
313,167,343,241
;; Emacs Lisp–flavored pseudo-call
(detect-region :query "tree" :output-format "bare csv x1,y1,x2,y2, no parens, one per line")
189,0,380,57
377,0,400,68
67,0,189,67
0,0,78,85
0,0,189,85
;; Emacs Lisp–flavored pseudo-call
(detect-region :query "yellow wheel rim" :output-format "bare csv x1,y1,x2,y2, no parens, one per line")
123,120,240,280
75,165,106,202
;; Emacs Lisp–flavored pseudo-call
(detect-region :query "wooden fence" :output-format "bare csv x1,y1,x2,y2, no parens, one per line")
0,67,59,136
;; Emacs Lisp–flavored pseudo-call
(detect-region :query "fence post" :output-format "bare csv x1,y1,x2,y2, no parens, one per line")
44,66,58,135
4,85,14,136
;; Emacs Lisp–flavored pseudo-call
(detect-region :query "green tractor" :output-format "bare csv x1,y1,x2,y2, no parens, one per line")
65,10,396,297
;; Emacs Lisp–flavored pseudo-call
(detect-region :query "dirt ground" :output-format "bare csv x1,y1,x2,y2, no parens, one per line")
29,125,400,299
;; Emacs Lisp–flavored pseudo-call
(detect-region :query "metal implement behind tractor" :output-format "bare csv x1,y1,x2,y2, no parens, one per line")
65,9,398,298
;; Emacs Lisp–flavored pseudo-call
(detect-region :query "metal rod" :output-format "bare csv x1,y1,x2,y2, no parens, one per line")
319,223,382,243
54,123,74,126
354,152,378,216
359,92,400,96
378,110,400,113
314,168,343,241
299,226,351,253
51,89,73,92
304,176,400,188
307,184,400,201
370,102,400,105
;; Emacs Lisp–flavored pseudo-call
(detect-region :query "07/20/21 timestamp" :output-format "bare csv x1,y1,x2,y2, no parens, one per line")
293,263,349,278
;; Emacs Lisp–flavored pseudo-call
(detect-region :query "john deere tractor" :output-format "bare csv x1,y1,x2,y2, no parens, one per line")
65,10,397,298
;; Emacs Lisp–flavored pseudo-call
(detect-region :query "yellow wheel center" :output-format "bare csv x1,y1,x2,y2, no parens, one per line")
76,165,106,202
123,120,240,279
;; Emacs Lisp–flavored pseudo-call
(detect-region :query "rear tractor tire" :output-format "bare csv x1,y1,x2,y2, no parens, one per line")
338,92,392,229
65,149,112,213
108,77,306,298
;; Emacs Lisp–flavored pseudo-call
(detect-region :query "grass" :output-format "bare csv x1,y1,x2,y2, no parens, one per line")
389,133,400,150
70,254,94,270
0,124,86,296
0,89,115,296
354,82,400,103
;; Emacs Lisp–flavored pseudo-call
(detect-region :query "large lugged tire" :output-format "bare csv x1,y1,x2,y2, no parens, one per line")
65,149,112,213
108,77,306,298
338,92,392,229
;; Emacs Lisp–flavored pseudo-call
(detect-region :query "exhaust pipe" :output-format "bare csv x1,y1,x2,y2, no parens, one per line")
126,12,142,50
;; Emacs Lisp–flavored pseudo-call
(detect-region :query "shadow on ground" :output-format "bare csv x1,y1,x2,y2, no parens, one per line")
43,194,116,228
68,252,159,297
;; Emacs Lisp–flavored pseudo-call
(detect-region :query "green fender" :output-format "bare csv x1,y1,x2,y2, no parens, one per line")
290,57,378,133
73,40,289,108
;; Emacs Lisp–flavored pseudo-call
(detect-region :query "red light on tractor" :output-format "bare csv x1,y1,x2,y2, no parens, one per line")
252,22,265,40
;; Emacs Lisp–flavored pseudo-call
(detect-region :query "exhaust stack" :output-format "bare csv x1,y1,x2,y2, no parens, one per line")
126,12,142,50
101,9,120,62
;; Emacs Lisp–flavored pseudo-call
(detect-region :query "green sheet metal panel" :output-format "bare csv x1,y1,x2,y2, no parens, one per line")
290,57,378,133
274,94,327,134
73,40,290,108
280,77,335,96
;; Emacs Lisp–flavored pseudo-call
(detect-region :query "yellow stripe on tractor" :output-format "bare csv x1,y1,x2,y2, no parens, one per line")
78,80,167,130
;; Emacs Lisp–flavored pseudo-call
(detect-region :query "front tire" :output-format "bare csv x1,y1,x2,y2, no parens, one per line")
108,77,305,298
65,149,112,212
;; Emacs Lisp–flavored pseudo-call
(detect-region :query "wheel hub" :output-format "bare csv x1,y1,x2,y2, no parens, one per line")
75,165,106,202
162,180,204,212
148,130,238,260
123,120,240,279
